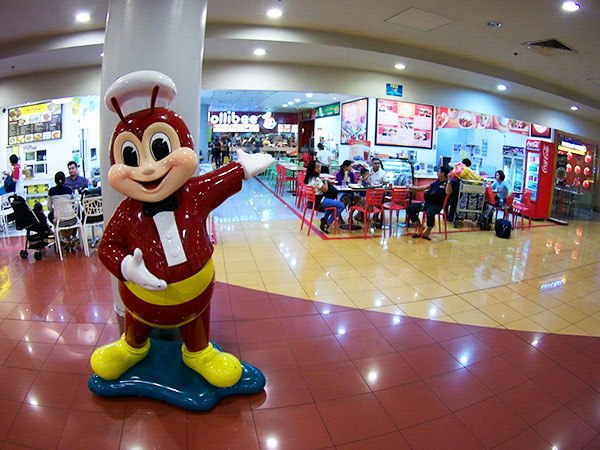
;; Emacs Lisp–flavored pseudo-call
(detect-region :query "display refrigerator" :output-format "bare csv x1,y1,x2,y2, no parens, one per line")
379,157,414,186
523,139,555,219
502,146,524,193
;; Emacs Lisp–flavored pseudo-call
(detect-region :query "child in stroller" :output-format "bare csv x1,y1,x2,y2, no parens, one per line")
10,195,54,260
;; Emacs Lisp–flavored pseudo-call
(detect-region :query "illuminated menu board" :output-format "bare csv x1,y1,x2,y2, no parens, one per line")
375,99,433,149
7,102,62,145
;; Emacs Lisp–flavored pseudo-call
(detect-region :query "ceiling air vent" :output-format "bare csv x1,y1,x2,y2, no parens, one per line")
522,39,575,56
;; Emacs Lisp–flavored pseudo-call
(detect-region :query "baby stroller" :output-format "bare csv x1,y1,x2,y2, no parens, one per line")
10,196,54,260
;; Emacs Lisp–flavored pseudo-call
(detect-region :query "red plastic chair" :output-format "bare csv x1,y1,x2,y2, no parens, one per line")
421,196,449,240
512,190,533,230
495,193,514,221
300,185,337,236
383,187,409,230
349,189,386,239
275,164,295,195
295,171,306,208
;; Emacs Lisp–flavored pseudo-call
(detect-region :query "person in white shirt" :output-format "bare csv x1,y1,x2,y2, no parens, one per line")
368,158,387,185
315,143,333,174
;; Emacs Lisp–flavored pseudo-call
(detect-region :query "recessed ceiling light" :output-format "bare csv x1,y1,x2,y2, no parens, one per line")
333,96,337,100
294,98,301,103
486,20,502,28
562,1,580,12
267,8,283,18
282,104,288,107
394,63,406,70
306,93,313,98
571,105,579,111
287,101,294,105
253,48,266,56
75,12,91,23
497,84,508,91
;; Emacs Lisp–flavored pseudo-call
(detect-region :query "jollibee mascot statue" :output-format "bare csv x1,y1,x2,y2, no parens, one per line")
89,71,273,409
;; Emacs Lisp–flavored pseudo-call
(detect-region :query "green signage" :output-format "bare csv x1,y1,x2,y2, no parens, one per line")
315,103,340,118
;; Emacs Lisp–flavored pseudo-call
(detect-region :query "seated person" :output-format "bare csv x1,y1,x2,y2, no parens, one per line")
368,158,387,185
336,160,359,209
304,161,344,234
406,166,450,240
47,171,77,251
491,170,511,206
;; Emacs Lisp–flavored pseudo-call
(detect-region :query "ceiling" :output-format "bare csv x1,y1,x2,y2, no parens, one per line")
1,0,599,119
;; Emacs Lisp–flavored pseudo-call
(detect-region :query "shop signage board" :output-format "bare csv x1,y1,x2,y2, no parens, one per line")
435,106,533,136
299,110,313,121
386,83,403,97
315,103,340,118
341,98,368,144
7,102,62,145
375,99,433,149
209,111,298,134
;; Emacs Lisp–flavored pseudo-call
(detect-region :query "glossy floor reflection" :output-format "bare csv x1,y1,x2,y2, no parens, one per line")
0,175,599,448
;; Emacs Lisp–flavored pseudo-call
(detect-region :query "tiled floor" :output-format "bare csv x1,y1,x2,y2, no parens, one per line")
0,173,599,449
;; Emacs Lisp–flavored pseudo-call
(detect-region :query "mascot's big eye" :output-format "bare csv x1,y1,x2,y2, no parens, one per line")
150,132,171,161
121,141,139,167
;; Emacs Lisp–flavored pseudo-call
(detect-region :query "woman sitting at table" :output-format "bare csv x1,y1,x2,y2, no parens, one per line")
406,166,450,240
491,170,511,207
304,161,344,234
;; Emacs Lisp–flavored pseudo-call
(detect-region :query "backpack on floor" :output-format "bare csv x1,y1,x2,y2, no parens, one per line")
495,219,512,239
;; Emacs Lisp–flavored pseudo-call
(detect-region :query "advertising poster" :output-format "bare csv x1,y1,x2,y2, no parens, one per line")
8,102,62,145
531,123,552,139
375,99,433,148
315,103,340,118
340,98,368,144
435,107,492,130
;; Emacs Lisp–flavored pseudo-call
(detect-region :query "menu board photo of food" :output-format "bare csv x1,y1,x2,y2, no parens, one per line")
375,99,433,148
436,107,492,130
7,102,62,145
341,98,368,144
531,123,552,139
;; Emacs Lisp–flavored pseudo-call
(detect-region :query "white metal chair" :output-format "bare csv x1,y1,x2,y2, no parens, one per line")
0,194,14,233
53,198,89,260
81,196,104,248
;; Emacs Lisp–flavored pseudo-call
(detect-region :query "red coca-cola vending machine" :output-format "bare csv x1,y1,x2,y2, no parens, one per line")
523,139,555,219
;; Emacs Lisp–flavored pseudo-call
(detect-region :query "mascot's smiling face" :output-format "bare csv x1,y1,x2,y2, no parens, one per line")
108,108,198,203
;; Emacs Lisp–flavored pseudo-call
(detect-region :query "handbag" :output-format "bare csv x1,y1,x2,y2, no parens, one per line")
323,182,338,199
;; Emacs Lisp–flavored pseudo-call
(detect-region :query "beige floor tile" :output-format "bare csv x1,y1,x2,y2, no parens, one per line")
430,295,475,315
431,315,457,323
503,299,546,317
398,300,446,319
347,290,392,308
302,280,345,297
254,258,288,271
226,271,263,286
485,286,526,302
479,303,526,325
504,317,548,333
460,291,501,308
529,310,572,332
313,293,356,308
215,272,228,283
337,277,377,294
326,269,362,281
574,317,600,336
451,310,502,328
264,282,309,299
507,282,540,297
556,324,591,336
550,304,588,324
259,270,298,285
444,279,480,295
381,286,426,303
527,292,565,309
569,298,600,316
412,283,454,299
365,305,405,316
546,287,581,302
369,276,409,289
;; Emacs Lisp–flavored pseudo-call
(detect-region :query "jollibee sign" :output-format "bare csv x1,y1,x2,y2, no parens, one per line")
209,111,298,133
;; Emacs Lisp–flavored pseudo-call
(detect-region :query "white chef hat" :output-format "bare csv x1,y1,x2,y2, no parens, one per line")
104,70,177,119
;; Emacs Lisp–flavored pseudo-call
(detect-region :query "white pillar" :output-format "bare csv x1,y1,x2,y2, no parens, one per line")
99,0,207,315
199,103,209,162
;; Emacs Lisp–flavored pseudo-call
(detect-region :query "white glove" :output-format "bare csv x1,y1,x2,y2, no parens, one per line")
236,149,275,180
121,248,167,291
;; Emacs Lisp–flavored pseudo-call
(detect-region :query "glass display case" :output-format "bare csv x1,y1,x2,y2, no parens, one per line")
380,157,414,186
502,146,524,193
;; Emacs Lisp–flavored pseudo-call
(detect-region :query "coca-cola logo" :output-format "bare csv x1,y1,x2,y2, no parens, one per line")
526,139,541,150
542,144,550,174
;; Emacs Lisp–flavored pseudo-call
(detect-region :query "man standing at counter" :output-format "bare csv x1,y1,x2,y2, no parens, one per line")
64,161,89,192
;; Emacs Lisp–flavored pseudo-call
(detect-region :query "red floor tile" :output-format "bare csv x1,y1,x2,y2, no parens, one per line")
493,428,553,450
234,318,285,343
353,352,419,391
375,380,450,429
232,299,277,321
210,299,233,321
336,431,411,450
21,321,66,344
441,333,497,367
41,343,94,374
455,396,528,448
302,360,370,402
362,309,413,328
270,294,320,317
4,341,53,370
188,410,259,450
335,328,394,360
561,352,600,390
57,410,123,450
558,333,596,351
466,355,528,394
0,339,17,365
426,368,493,411
498,380,561,426
208,320,238,344
120,414,187,449
125,396,187,416
534,333,580,363
401,343,462,378
0,320,33,341
279,314,331,339
533,364,588,403
5,304,46,321
401,414,484,450
503,344,557,378
40,304,78,323
288,335,349,367
69,304,113,324
534,407,597,450
239,340,298,371
5,403,69,450
322,310,374,335
0,303,18,319
24,371,80,409
229,285,269,302
96,323,121,347
317,393,396,445
57,322,103,346
474,328,527,355
254,403,333,449
0,366,37,402
379,322,434,352
70,374,127,415
417,318,471,343
251,367,313,410
0,398,20,441
584,434,600,450
568,388,600,432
